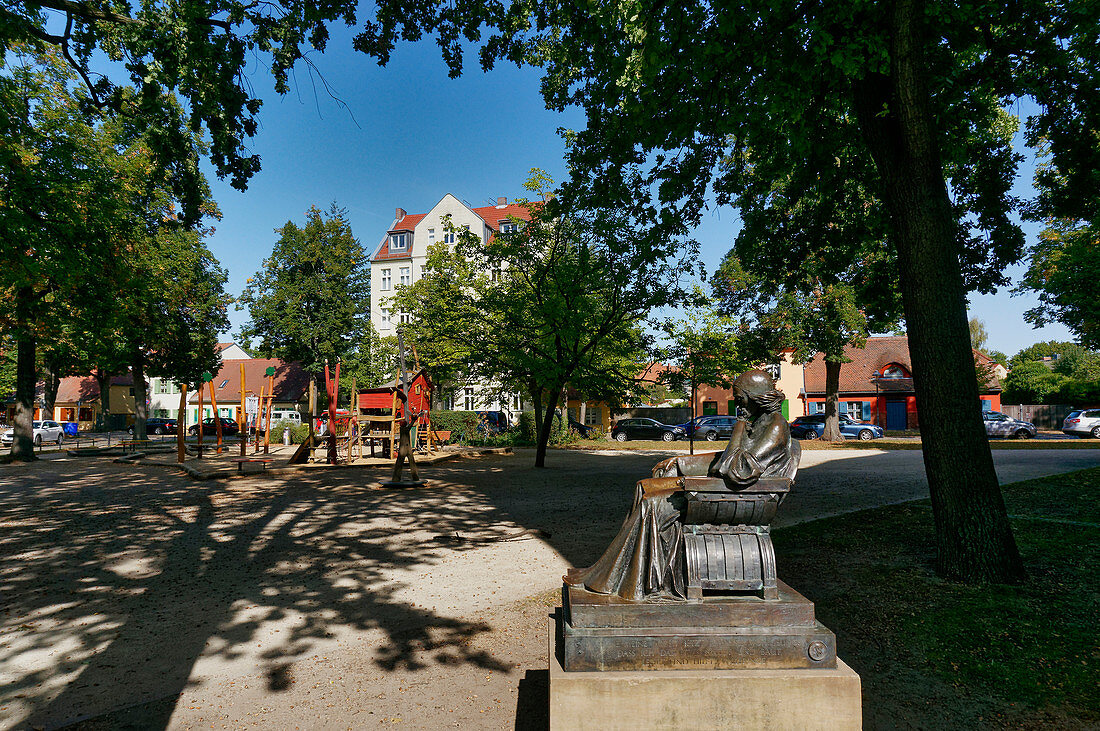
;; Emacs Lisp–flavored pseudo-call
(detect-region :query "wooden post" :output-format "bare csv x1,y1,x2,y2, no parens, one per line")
254,380,266,454
239,363,247,457
350,377,358,460
263,370,274,454
309,379,317,458
197,381,204,459
325,359,337,464
177,384,187,463
209,380,222,455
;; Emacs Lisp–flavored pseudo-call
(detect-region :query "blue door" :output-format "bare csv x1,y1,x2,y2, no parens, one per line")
886,401,907,430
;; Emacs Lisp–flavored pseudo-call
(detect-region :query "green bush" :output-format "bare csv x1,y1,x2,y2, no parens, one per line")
271,420,311,444
429,410,482,442
519,410,571,445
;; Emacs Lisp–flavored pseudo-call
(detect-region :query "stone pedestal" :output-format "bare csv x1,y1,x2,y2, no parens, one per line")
548,616,862,730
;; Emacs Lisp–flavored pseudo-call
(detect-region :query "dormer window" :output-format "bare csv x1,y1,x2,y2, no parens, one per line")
500,221,518,233
881,365,908,379
390,233,408,251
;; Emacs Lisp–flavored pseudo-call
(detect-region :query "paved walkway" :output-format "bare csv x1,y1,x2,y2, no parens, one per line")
1,447,1098,730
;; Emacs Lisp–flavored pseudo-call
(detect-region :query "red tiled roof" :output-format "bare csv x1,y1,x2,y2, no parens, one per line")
373,214,426,261
51,374,134,403
804,336,1000,395
186,359,310,404
371,202,536,262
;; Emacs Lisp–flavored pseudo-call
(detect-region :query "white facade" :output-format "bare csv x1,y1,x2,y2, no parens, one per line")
370,194,529,417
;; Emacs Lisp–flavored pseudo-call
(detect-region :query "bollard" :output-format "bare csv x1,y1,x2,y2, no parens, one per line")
283,426,291,445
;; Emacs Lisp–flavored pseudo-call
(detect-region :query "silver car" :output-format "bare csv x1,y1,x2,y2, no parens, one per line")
982,411,1036,439
1,420,66,447
1062,409,1100,439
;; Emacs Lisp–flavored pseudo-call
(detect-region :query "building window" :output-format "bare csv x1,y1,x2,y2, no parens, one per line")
399,266,411,287
585,407,602,426
380,309,391,329
491,262,502,281
500,221,518,233
380,268,391,291
443,232,455,245
442,392,455,410
428,228,435,243
702,401,718,416
463,387,476,411
842,401,871,421
881,365,907,379
511,393,523,411
399,311,412,325
219,379,229,389
390,233,408,251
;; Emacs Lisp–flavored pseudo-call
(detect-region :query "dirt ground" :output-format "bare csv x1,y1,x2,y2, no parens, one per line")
3,447,1100,730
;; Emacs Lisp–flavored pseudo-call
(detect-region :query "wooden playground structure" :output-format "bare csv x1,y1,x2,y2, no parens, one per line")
288,364,449,465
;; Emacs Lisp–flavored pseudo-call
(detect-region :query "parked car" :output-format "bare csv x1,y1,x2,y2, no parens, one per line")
790,414,884,441
1062,409,1100,438
567,417,593,437
128,418,177,435
692,415,739,442
674,415,721,438
982,411,1036,439
1,420,66,446
188,417,240,436
611,418,685,442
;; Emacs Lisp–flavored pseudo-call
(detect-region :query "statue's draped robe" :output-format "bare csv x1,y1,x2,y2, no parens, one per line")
565,412,797,600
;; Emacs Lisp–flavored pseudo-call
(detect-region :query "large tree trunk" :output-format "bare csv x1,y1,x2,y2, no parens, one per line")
10,311,36,461
42,360,61,421
852,0,1023,582
531,383,544,456
821,360,843,442
94,368,112,432
132,350,148,441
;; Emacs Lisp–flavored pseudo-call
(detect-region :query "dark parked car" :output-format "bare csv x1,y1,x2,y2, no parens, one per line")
128,418,177,435
675,415,720,438
188,417,240,436
611,418,685,442
568,417,593,437
790,414,884,441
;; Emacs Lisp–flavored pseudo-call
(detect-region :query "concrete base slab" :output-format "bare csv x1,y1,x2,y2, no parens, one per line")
549,617,861,730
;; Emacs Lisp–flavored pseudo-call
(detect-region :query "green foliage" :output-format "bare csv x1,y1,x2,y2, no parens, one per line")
656,294,745,395
272,419,311,444
238,204,370,379
1003,342,1100,405
1017,221,1099,350
518,410,568,445
969,318,990,353
394,170,690,464
428,410,481,441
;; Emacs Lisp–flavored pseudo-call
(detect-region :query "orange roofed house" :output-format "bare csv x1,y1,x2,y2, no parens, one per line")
802,336,1002,430
185,358,310,425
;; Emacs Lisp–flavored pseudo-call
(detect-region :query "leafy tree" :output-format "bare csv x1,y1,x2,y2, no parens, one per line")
238,204,370,389
1008,341,1084,370
1016,223,1099,352
1,48,151,457
394,172,691,466
969,318,990,353
410,0,1100,584
656,301,745,440
1001,361,1068,405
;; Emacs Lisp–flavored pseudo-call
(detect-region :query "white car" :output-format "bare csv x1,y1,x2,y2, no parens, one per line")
982,411,1036,439
1062,409,1100,439
1,420,66,447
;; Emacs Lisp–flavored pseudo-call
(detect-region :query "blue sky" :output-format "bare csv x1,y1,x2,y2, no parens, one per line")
203,30,1072,358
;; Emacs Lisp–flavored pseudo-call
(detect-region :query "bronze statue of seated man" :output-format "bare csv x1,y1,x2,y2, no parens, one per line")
565,369,800,601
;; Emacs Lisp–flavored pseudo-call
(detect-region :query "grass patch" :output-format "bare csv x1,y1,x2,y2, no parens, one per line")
555,437,1100,451
775,466,1100,727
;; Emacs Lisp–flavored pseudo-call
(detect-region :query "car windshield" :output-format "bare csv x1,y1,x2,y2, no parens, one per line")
32,421,41,428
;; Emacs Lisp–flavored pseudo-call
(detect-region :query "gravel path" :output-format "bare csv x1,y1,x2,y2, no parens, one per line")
2,447,1099,730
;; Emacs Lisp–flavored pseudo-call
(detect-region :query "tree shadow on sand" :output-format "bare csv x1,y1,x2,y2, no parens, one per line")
0,459,516,729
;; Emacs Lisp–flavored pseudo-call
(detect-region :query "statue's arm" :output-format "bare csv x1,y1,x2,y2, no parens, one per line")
651,451,721,477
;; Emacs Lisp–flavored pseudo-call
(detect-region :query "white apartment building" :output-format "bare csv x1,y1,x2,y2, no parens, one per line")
370,194,530,417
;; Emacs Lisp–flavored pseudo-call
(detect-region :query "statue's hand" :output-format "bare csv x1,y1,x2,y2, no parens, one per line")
651,456,680,478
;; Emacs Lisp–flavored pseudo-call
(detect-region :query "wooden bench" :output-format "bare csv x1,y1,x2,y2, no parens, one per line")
120,439,155,455
230,457,274,473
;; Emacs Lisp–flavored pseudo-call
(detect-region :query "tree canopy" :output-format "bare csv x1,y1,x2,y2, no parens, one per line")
1016,220,1099,350
394,171,693,466
238,204,370,382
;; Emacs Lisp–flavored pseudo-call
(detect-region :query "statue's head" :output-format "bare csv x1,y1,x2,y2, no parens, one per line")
733,369,785,415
